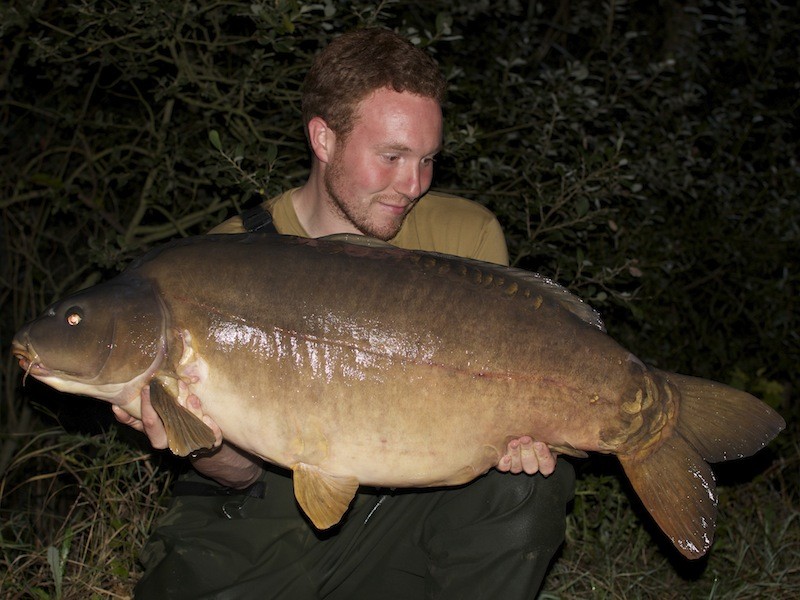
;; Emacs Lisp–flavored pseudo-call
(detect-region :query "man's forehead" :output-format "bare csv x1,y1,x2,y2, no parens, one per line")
354,87,441,119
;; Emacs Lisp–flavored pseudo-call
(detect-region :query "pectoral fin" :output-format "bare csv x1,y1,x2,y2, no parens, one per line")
548,443,589,459
148,378,216,457
292,463,359,529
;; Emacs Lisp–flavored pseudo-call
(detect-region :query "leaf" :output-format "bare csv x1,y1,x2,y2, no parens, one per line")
576,196,590,217
265,143,278,165
29,173,65,189
436,12,452,36
209,129,222,151
47,545,64,599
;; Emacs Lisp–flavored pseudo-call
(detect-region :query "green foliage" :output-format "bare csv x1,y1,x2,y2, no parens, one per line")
0,426,172,597
1,0,797,596
543,457,800,599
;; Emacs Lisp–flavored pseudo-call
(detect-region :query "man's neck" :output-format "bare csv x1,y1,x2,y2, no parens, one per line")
292,169,360,238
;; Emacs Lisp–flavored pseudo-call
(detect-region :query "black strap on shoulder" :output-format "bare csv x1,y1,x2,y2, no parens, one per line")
240,203,277,233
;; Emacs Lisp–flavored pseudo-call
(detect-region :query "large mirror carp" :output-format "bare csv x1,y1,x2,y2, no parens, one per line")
12,233,784,559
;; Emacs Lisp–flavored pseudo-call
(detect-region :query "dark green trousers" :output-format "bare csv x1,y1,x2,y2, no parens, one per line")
135,459,574,599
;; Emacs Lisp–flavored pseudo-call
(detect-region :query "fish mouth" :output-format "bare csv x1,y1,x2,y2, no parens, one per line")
10,339,48,384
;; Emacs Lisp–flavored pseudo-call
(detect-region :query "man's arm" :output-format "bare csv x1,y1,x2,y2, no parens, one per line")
190,443,263,489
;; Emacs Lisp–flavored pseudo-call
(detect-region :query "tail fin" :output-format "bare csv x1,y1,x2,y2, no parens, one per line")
658,370,785,462
618,370,785,559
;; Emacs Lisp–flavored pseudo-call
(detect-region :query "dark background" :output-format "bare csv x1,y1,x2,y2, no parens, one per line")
1,1,797,596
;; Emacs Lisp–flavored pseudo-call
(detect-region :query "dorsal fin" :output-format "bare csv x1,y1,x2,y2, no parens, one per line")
502,266,606,331
317,234,605,332
419,252,606,332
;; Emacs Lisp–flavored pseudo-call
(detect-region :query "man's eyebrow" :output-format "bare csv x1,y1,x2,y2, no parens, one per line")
375,143,443,155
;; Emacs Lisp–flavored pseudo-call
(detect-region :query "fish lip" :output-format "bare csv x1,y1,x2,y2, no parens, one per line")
18,357,48,375
10,339,31,366
10,339,50,383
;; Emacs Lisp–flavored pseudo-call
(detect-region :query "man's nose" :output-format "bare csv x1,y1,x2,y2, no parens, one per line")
395,163,422,200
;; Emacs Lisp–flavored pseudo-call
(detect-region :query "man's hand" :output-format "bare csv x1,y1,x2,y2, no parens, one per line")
496,436,557,476
111,382,223,451
112,385,261,489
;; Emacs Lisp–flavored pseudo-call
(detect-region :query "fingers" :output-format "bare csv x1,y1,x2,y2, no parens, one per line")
532,441,557,476
497,437,558,476
180,383,223,449
111,404,143,432
111,383,222,452
186,392,223,448
113,385,169,450
511,436,535,474
138,384,170,450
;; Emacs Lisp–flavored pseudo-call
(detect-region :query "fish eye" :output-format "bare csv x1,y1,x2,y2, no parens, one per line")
65,307,83,326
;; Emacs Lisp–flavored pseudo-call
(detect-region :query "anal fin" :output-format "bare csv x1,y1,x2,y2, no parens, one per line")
548,443,589,459
149,378,216,457
292,463,359,530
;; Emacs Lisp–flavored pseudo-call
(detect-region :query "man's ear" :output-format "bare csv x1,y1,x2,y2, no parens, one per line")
307,116,335,164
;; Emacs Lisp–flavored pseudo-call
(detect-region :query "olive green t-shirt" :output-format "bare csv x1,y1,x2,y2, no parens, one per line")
211,189,509,266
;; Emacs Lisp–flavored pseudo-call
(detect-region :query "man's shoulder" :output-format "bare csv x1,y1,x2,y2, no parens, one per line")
396,191,509,265
207,190,294,235
411,191,498,224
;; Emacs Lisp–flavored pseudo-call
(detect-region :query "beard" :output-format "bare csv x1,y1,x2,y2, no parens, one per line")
323,154,413,241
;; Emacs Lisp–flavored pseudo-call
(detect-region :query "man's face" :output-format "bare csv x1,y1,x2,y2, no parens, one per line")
323,87,443,241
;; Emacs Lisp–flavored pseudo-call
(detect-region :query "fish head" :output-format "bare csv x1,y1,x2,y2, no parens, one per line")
11,278,167,406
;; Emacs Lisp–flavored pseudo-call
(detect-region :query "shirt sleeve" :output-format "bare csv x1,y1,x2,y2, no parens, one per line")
471,216,510,266
207,216,246,234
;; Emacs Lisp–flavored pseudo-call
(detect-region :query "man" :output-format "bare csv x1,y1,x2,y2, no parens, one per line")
120,28,575,599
